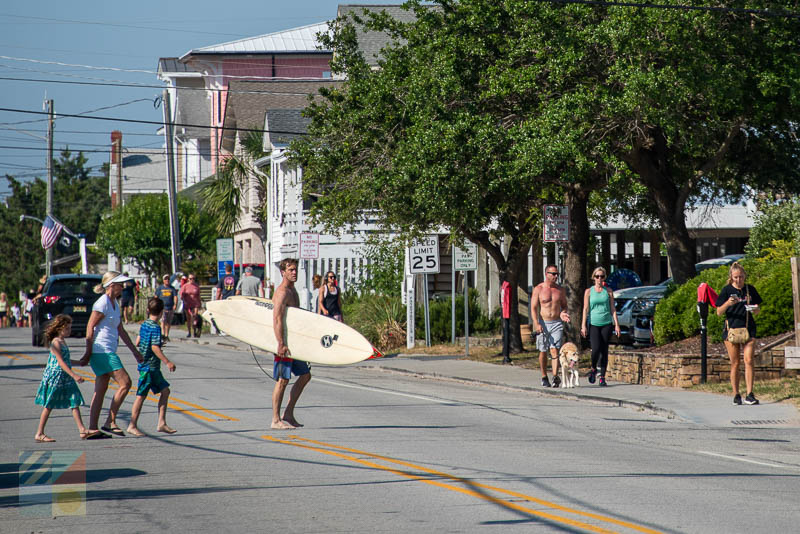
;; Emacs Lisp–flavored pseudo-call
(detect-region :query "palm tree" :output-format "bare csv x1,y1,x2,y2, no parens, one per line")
201,131,269,236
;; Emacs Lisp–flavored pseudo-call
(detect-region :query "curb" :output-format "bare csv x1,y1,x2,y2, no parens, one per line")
363,364,679,420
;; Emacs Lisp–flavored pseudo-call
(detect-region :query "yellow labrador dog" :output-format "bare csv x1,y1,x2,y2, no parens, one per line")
558,342,580,388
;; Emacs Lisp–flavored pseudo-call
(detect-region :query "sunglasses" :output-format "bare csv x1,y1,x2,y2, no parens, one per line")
594,274,606,279
546,271,558,275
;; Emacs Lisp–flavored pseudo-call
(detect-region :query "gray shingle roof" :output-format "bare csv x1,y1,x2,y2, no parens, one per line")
265,109,311,147
337,4,418,67
221,79,342,152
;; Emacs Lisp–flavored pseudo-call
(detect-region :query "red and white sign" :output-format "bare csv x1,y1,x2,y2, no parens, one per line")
543,205,569,242
299,232,319,259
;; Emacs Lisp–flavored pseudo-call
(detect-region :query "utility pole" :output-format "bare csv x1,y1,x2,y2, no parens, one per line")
45,99,54,277
112,131,123,208
162,89,181,273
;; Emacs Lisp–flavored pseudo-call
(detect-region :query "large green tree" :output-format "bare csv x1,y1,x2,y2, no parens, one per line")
0,150,109,296
96,194,216,278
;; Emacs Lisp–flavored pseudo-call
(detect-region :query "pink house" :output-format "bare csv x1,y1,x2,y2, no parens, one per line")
158,22,332,185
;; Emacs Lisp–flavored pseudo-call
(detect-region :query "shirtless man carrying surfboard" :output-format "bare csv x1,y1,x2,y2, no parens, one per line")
271,258,311,429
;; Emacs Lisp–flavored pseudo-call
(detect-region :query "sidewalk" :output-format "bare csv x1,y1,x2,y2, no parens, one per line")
155,326,800,428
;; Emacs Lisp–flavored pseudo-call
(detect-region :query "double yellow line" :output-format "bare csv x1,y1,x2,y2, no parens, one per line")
0,348,34,361
263,435,664,534
71,367,238,422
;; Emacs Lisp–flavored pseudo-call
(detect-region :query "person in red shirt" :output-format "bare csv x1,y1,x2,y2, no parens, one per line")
179,274,202,338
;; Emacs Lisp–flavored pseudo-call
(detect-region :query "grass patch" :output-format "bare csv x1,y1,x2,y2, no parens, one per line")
691,377,800,408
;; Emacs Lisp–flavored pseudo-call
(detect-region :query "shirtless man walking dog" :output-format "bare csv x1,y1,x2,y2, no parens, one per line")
531,265,570,387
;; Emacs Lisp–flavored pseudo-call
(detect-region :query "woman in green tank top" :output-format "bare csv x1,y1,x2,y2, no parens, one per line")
580,267,621,387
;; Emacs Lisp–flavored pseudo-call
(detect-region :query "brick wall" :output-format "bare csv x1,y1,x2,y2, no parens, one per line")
608,347,799,388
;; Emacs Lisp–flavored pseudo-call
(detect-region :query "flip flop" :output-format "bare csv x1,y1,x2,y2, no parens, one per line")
101,425,125,437
34,435,56,443
84,431,112,440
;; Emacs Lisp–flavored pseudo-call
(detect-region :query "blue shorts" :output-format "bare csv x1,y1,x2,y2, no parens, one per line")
137,368,170,395
273,359,310,381
90,351,124,376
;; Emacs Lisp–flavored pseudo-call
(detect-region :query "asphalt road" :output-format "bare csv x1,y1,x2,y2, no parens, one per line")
1,326,799,533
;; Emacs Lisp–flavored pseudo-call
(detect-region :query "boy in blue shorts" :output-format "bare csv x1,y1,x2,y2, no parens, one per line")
126,298,177,436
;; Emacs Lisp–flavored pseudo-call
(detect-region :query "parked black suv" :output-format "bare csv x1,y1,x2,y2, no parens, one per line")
31,274,103,346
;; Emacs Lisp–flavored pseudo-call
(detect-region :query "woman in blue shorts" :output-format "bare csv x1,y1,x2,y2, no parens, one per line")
79,271,144,439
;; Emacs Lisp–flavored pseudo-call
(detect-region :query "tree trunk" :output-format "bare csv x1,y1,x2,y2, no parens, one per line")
563,187,590,344
624,128,697,284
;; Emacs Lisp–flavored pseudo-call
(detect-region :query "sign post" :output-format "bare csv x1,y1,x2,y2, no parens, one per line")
454,242,478,357
408,236,440,347
299,233,319,311
216,238,234,286
786,257,800,369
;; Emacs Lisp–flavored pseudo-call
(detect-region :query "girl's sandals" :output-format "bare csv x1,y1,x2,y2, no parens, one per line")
34,435,56,443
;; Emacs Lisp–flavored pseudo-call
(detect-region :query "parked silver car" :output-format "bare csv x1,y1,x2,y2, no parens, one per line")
612,285,669,344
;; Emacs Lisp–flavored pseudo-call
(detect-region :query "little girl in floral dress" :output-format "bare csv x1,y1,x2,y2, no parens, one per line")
34,314,89,442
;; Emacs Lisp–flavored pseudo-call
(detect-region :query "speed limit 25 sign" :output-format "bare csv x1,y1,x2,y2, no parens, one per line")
408,235,440,274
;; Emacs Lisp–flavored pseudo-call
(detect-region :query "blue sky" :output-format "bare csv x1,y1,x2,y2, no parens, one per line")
0,1,400,197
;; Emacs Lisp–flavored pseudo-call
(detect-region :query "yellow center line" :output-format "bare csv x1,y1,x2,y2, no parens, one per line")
71,368,237,422
0,348,34,360
264,435,648,534
288,436,663,534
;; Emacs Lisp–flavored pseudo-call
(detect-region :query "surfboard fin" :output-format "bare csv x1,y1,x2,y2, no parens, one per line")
367,347,384,360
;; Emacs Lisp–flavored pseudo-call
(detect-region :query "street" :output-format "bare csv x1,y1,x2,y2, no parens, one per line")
1,325,799,533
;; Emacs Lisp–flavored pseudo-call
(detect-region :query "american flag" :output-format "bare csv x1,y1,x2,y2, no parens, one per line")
40,215,63,249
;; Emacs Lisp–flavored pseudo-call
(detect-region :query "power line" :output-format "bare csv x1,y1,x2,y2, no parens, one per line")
0,106,310,136
0,75,333,96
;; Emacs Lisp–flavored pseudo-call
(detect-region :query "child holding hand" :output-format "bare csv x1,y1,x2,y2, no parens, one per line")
34,314,89,442
127,298,177,436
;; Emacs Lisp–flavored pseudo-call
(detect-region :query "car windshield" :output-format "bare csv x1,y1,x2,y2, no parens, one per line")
47,280,96,297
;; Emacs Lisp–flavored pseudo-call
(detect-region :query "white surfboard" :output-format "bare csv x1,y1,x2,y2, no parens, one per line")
203,296,382,365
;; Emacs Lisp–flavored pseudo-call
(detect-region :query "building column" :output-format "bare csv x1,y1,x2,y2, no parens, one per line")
615,231,626,271
633,233,644,280
649,230,661,283
601,232,611,272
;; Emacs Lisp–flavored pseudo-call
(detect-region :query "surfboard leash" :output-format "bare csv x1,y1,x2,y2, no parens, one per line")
250,345,273,380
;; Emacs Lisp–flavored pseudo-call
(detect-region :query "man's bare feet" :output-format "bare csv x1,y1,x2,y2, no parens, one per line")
157,425,177,434
283,417,303,428
271,420,296,430
126,426,146,437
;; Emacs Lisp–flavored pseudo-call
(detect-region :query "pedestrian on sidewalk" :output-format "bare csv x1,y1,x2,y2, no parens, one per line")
33,314,89,442
715,262,762,406
236,266,264,297
319,271,343,322
580,267,621,387
79,271,144,439
155,274,176,340
120,273,136,324
0,292,8,328
179,273,202,337
531,264,571,387
127,298,177,436
216,264,237,301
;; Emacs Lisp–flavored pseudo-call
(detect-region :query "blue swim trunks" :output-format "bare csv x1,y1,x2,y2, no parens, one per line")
90,351,124,376
136,367,170,395
273,359,310,381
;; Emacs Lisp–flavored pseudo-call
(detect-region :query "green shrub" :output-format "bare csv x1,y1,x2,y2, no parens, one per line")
342,293,406,350
415,288,499,342
653,256,793,345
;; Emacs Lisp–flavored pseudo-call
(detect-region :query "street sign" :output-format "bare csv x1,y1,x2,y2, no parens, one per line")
408,235,440,274
216,238,234,279
543,205,569,242
299,232,319,259
453,242,478,271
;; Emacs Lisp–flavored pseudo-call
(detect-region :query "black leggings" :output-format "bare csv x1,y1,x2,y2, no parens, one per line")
590,324,613,375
